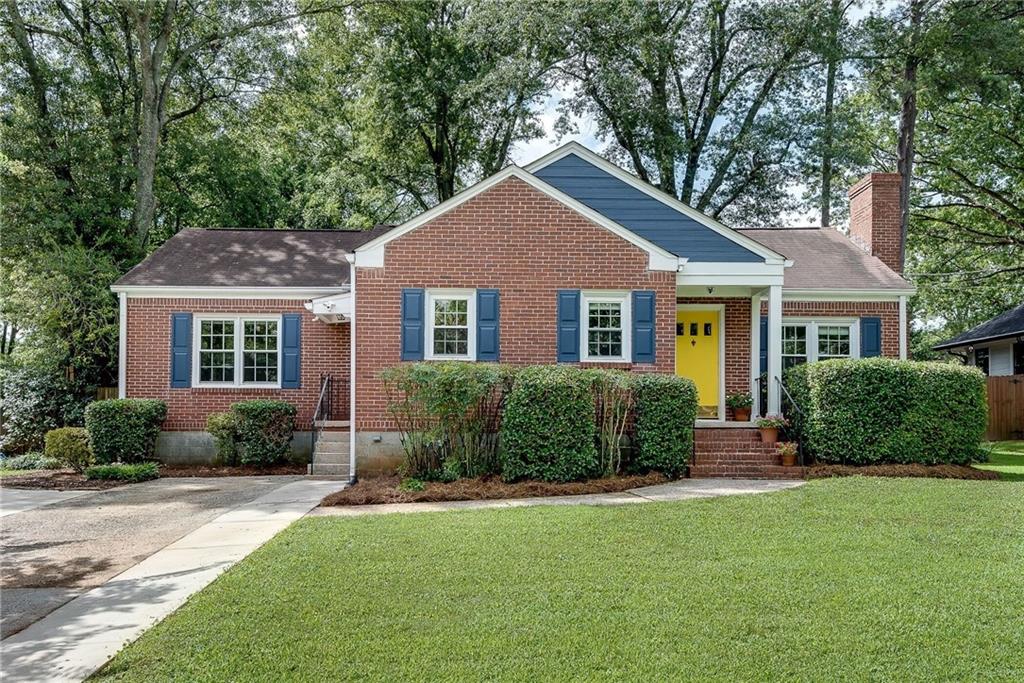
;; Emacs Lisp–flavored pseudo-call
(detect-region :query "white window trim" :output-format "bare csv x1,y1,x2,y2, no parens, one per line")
425,289,477,361
192,314,283,388
580,291,632,363
781,317,860,364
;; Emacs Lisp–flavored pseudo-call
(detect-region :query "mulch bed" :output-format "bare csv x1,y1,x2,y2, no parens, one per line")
0,470,125,490
321,472,669,506
159,464,307,477
807,463,999,480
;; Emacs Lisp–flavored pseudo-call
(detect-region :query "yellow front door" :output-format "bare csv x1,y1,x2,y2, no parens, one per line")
675,309,721,418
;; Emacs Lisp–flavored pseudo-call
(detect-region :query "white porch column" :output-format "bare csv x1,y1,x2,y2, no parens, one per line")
766,284,782,414
118,292,127,399
749,293,761,417
898,295,908,360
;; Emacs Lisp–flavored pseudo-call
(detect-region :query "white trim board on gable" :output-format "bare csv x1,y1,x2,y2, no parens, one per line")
354,165,680,271
525,142,786,265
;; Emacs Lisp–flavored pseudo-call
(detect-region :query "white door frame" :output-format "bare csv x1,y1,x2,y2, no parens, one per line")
676,303,725,421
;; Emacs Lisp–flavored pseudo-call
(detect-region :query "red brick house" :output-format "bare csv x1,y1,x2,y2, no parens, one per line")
112,143,913,478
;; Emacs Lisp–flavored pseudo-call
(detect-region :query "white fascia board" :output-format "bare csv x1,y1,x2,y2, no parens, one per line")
524,142,787,264
781,288,916,302
354,165,678,271
678,274,785,287
111,285,348,299
680,262,785,276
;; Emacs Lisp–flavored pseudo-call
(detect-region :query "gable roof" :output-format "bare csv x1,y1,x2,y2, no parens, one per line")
739,228,913,293
526,143,784,264
113,226,394,289
933,302,1024,350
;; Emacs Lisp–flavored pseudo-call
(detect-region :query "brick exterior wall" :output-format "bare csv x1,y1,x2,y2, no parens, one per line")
125,298,348,431
848,172,903,274
354,176,677,431
760,300,902,358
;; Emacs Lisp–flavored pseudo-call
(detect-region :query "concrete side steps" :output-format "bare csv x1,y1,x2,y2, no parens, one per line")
310,430,351,477
310,463,351,477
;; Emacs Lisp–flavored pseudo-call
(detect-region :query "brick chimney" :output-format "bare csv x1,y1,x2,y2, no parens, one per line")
847,172,903,274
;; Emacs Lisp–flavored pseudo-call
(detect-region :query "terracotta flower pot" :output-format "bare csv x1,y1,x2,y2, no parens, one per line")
733,407,751,422
781,451,797,467
760,427,778,444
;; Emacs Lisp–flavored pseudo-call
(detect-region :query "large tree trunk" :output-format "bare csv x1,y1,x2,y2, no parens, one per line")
820,0,841,227
895,0,923,272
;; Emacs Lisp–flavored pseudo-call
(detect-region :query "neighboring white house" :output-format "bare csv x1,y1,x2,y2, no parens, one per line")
934,302,1024,377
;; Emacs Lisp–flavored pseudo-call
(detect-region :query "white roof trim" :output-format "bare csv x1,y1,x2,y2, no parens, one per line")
525,142,786,264
782,288,915,302
305,292,352,323
110,285,348,299
354,165,679,271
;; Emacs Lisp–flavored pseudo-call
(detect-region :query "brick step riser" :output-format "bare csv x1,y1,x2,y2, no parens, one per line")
690,465,805,480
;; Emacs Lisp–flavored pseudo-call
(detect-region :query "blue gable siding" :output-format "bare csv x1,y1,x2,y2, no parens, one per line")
532,153,763,262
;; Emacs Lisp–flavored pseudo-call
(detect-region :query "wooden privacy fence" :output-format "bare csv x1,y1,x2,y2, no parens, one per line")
986,375,1024,441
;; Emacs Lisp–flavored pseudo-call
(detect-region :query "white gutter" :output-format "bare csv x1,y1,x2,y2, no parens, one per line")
899,295,908,360
345,254,357,483
118,292,127,398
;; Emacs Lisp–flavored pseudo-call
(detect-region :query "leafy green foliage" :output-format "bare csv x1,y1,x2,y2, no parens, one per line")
794,359,987,465
500,366,597,482
206,412,240,466
231,400,297,467
591,370,634,477
44,427,93,473
398,477,426,492
631,374,698,477
84,399,167,464
85,462,160,482
0,364,88,454
381,362,514,479
0,452,62,471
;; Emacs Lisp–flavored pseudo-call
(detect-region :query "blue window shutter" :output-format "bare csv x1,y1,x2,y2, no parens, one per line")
281,314,301,388
861,317,882,358
476,289,500,361
401,288,425,361
170,313,192,388
759,315,768,374
632,290,656,364
557,290,581,362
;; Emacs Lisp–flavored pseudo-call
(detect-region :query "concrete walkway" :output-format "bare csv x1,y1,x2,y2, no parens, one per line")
0,478,346,683
310,478,804,517
0,488,94,517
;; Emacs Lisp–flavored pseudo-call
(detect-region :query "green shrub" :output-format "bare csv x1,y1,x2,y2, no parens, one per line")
84,399,167,464
796,358,987,465
591,370,634,476
632,373,698,477
206,412,239,466
0,365,89,453
381,362,514,479
398,477,426,492
231,400,297,466
44,427,93,473
501,366,598,482
0,452,62,470
85,462,160,482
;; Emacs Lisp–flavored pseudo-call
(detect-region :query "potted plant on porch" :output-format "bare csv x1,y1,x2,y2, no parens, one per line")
726,392,753,422
756,415,788,444
778,441,798,467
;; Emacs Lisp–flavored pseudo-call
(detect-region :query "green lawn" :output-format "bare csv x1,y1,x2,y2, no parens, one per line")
94,478,1023,682
976,441,1024,481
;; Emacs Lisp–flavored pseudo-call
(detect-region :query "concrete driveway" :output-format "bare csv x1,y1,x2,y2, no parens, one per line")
0,476,299,639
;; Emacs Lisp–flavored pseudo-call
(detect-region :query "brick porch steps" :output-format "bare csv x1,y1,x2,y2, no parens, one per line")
690,427,806,480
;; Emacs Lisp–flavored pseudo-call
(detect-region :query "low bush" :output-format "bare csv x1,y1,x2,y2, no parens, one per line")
0,365,89,454
231,400,297,466
85,462,160,482
206,412,239,466
632,374,698,477
381,363,514,479
0,452,62,470
85,399,167,464
793,358,987,465
591,370,633,476
501,366,598,482
44,427,93,473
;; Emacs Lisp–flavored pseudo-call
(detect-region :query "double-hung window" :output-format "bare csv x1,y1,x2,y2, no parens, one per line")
780,319,858,366
425,291,476,360
195,316,280,386
581,292,631,362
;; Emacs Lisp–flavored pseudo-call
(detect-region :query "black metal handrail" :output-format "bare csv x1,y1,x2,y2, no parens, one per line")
775,375,806,467
310,373,333,467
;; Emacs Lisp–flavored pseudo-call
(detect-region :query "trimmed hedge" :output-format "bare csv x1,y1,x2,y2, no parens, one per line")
501,366,598,482
231,400,297,466
632,374,699,477
792,358,987,465
44,427,93,473
207,412,240,466
85,462,160,482
84,399,167,464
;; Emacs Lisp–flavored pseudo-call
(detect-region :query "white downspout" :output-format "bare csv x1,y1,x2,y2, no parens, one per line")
898,295,908,360
118,292,127,398
345,253,357,483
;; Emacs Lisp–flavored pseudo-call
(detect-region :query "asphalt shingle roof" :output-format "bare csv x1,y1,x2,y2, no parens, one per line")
933,302,1024,350
114,227,395,288
738,227,912,292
